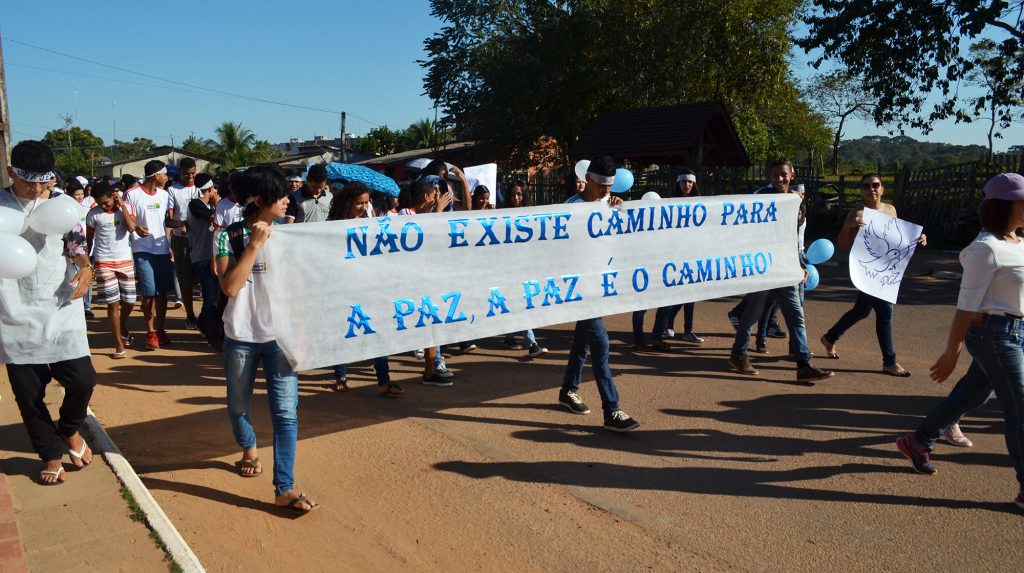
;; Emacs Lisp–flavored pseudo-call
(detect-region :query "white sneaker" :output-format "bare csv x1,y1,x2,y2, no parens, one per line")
435,364,455,378
414,348,425,360
942,423,973,447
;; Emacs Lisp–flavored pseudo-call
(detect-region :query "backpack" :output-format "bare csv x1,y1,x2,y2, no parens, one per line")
203,221,249,351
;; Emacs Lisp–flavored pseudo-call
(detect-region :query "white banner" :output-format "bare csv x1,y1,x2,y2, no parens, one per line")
264,194,802,371
849,207,922,304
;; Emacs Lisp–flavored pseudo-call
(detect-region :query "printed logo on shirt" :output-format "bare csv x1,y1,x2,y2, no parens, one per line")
148,202,162,210
252,262,268,273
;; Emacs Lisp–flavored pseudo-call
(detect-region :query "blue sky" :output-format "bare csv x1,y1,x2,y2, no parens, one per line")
2,0,1020,151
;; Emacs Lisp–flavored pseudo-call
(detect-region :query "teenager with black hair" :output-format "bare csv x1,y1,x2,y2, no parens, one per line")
651,169,705,346
216,165,318,513
285,164,331,223
86,181,139,359
1,140,96,485
727,159,834,384
167,157,200,329
560,155,640,432
124,160,174,351
325,184,403,396
186,173,221,339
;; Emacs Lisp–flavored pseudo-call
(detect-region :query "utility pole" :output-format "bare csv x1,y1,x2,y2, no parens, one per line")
340,111,347,162
0,34,11,188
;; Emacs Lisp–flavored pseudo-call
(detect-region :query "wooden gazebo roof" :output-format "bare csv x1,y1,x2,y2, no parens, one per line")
569,102,750,167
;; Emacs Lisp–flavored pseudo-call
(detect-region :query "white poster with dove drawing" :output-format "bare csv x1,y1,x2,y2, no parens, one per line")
849,207,923,304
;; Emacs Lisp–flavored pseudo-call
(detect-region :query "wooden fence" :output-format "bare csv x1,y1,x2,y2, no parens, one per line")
505,153,1022,247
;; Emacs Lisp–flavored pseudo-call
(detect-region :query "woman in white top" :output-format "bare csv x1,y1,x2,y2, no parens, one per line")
216,166,318,514
897,173,1024,510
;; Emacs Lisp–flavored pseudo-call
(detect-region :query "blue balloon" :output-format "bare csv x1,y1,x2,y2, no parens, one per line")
804,264,820,291
805,238,835,265
611,168,634,194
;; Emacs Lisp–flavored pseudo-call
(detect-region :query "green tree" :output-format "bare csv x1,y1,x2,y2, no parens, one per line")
109,137,155,162
43,126,104,176
181,134,216,157
354,126,407,156
963,39,1024,163
403,118,453,150
213,122,257,170
249,140,283,163
807,71,876,174
798,1,1024,132
421,0,822,164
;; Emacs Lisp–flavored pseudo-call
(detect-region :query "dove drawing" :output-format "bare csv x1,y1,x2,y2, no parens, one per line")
858,218,915,279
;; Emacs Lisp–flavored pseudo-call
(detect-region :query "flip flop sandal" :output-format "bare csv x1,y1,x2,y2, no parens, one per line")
379,382,405,396
332,378,350,392
112,350,127,359
40,466,65,486
236,457,262,477
820,336,840,359
883,366,912,378
68,440,92,468
285,493,320,514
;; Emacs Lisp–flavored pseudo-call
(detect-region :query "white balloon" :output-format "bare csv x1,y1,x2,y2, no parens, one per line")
28,195,80,236
0,231,37,279
0,206,27,234
642,191,662,201
574,160,591,182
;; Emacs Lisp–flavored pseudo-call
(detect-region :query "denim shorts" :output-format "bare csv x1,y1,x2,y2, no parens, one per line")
133,252,175,297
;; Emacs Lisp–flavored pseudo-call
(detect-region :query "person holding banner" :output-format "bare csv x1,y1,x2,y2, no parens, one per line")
2,140,96,485
216,165,318,513
500,181,548,358
652,169,706,347
897,173,1024,510
560,156,640,432
326,183,403,396
727,159,834,384
821,174,925,378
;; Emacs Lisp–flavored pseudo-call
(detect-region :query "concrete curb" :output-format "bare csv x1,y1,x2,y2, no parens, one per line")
82,406,205,573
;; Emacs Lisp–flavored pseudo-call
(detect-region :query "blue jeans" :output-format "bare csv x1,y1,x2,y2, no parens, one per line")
562,318,621,413
913,315,1024,489
632,310,647,344
503,330,538,347
192,261,220,336
334,357,391,386
824,291,897,366
652,303,694,341
732,285,811,361
224,338,299,496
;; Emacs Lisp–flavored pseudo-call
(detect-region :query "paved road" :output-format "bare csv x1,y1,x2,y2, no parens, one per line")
12,249,1023,572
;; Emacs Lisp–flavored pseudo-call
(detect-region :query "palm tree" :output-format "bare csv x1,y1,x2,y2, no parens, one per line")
405,118,454,151
213,121,257,169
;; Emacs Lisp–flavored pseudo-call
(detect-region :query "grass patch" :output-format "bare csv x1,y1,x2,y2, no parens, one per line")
119,486,184,573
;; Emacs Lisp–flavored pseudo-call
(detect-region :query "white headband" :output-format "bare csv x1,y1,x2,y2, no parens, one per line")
676,174,696,183
289,176,303,182
587,172,615,186
142,167,167,181
11,166,55,183
198,179,214,191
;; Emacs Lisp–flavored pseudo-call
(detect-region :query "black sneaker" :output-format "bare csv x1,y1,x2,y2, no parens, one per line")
604,410,640,432
896,434,937,474
526,344,548,358
422,374,454,387
559,389,590,414
765,322,787,338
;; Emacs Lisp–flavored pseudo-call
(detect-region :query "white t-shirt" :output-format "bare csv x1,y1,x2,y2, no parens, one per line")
214,198,243,229
957,232,1024,316
167,182,199,237
124,186,170,255
216,223,275,343
86,205,135,262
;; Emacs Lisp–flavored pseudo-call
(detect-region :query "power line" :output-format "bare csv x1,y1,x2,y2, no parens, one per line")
3,35,348,116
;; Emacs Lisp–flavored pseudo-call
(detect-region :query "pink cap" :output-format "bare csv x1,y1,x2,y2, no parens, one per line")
982,173,1024,201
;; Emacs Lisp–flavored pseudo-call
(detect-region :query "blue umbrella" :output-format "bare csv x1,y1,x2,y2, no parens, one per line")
325,163,401,197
